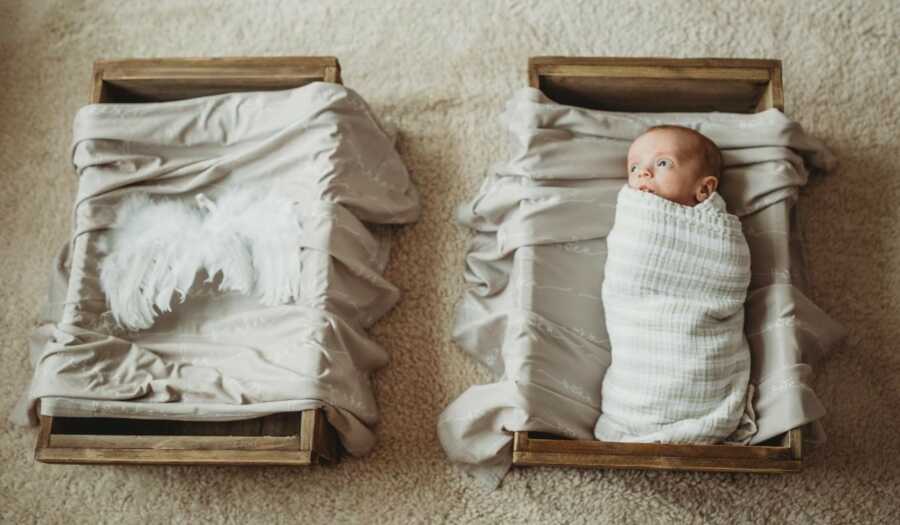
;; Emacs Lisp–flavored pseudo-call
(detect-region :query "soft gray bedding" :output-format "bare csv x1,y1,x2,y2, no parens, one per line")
438,88,847,485
12,82,420,456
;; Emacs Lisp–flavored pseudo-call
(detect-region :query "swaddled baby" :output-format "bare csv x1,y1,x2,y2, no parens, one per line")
594,125,756,444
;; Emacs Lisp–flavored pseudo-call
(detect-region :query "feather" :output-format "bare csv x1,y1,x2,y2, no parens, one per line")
204,186,303,305
99,194,205,330
195,191,256,296
99,188,304,331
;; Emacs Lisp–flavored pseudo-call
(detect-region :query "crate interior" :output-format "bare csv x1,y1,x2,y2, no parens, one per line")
98,79,320,103
49,413,301,437
537,76,772,113
532,58,779,113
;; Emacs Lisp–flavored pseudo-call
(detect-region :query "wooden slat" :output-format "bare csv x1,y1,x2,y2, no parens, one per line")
789,428,803,460
530,56,784,70
755,62,784,112
513,428,529,451
771,63,784,111
95,56,339,80
513,451,801,473
510,428,804,473
323,65,341,84
35,415,53,455
519,435,793,460
528,56,782,114
35,411,334,466
49,434,299,451
36,447,313,466
535,64,772,82
299,409,317,453
92,56,341,103
90,67,106,104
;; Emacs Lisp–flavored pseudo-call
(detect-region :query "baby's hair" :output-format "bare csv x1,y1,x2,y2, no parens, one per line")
644,125,723,180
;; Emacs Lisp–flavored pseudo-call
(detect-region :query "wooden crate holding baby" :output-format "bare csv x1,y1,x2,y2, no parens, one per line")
511,56,803,474
36,57,341,467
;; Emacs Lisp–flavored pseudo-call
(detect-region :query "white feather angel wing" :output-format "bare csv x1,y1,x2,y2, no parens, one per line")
200,187,303,305
99,189,303,331
99,194,208,330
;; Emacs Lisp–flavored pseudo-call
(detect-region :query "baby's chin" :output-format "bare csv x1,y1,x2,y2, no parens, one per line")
628,183,697,206
629,183,656,195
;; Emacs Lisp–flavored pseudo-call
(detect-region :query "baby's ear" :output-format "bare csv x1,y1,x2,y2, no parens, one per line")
695,176,719,202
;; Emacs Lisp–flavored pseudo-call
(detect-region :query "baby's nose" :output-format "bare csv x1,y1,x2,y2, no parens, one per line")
638,168,652,178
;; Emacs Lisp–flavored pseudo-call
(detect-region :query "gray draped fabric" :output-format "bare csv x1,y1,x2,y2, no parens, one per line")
12,83,421,457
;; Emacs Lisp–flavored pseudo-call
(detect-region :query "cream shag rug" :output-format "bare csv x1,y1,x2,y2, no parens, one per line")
1,1,898,523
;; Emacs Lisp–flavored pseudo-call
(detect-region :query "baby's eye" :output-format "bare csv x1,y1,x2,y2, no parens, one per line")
629,164,638,174
656,159,672,168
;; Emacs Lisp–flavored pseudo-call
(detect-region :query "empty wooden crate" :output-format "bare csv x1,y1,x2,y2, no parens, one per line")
36,56,342,467
512,56,802,474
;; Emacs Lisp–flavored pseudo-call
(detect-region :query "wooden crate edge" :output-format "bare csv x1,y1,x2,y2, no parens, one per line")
35,409,340,467
511,426,805,473
527,55,784,113
512,450,802,473
91,56,342,103
529,56,782,71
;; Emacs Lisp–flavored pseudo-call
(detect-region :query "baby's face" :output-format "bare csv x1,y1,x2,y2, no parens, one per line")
627,129,710,206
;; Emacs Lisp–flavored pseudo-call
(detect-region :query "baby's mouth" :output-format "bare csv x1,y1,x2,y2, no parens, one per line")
639,185,655,194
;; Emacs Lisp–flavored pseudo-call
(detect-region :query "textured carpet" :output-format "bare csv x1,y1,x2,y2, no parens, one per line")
2,1,898,523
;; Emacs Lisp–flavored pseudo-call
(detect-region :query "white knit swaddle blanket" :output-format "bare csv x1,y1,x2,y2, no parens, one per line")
594,185,756,444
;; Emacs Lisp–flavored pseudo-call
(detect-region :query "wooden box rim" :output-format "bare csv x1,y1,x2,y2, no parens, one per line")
92,55,341,104
529,55,783,113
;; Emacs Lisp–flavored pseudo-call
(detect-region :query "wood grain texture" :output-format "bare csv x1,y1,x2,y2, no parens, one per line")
36,448,314,466
35,414,53,454
48,434,300,451
789,428,803,460
92,56,341,103
512,451,801,473
530,56,783,69
512,56,799,474
35,57,343,467
529,56,783,113
36,411,329,466
512,430,804,473
521,435,794,460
